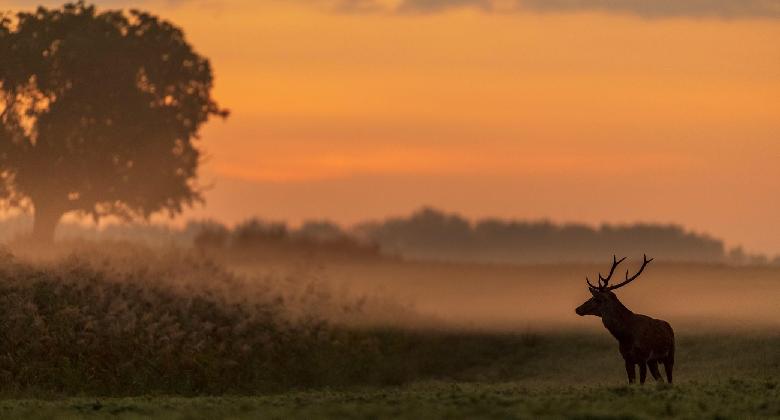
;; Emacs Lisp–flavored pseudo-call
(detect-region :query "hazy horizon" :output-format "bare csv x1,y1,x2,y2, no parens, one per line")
8,0,780,255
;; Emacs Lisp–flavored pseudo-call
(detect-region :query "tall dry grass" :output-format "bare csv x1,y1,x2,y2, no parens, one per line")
0,242,417,395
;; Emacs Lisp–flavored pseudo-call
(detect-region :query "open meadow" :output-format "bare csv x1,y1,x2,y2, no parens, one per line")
2,379,779,419
0,245,778,418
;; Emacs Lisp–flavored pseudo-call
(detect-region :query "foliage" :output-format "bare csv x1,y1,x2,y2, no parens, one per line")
0,247,340,395
0,2,227,241
192,217,381,261
3,209,776,264
357,207,726,263
0,246,538,395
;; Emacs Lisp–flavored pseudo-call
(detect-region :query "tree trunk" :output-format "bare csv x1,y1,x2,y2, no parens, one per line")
31,200,65,244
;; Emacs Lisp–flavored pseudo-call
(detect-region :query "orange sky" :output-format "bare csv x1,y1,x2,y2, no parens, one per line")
22,1,780,254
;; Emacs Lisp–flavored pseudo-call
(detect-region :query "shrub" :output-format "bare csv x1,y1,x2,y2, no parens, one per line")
0,243,550,396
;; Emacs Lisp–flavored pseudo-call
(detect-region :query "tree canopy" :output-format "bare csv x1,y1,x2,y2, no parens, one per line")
0,1,227,242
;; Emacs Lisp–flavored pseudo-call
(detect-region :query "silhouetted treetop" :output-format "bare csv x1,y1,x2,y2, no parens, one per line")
356,207,725,263
0,1,228,242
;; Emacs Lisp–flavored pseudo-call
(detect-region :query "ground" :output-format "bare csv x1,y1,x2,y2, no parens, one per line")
1,251,779,419
3,380,778,419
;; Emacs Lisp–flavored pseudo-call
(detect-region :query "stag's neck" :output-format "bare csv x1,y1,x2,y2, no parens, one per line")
601,298,635,341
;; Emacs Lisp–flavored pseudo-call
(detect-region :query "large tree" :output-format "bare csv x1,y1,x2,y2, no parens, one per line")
0,2,227,242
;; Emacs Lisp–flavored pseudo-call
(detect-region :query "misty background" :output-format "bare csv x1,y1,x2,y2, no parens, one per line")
0,206,770,265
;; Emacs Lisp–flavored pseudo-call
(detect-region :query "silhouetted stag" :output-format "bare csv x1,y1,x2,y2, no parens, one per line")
575,255,674,384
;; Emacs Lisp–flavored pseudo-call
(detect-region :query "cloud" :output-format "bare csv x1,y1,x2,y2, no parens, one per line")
334,0,780,19
396,0,492,14
11,0,778,19
331,0,387,13
5,0,216,10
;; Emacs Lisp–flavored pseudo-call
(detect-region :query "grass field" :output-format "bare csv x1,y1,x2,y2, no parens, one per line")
2,246,779,418
3,329,777,419
3,379,779,419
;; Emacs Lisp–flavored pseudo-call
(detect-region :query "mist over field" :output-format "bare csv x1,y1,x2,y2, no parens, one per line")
6,205,780,334
4,205,779,335
1,186,779,418
288,259,780,332
0,216,778,417
0,234,776,411
5,209,780,334
2,206,772,264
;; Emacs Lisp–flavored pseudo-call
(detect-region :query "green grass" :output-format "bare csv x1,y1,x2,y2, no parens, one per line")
1,329,777,418
2,380,779,419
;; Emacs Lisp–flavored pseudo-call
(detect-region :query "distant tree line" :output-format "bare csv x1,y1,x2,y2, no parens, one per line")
0,207,776,265
354,208,748,264
190,218,379,260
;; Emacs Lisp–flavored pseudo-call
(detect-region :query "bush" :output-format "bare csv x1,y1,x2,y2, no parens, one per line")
0,245,373,395
0,244,543,396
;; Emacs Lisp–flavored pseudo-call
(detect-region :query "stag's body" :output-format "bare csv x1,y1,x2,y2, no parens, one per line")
596,292,674,384
576,255,675,384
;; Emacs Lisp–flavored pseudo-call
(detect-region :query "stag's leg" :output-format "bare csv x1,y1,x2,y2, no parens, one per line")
624,360,636,384
662,357,674,384
648,360,663,382
638,362,647,384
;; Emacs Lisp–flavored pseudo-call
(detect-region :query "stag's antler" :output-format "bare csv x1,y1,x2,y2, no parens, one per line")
598,254,626,288
586,254,653,291
586,254,626,291
605,254,654,291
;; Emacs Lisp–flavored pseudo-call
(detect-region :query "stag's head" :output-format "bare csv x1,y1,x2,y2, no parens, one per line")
575,254,653,317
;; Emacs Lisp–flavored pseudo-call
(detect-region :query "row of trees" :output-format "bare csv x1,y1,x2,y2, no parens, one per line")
4,208,771,265
191,219,380,259
356,208,731,264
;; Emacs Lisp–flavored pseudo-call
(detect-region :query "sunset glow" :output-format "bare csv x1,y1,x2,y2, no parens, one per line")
18,0,780,253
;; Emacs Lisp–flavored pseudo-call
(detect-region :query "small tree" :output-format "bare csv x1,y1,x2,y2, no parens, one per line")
0,2,227,242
